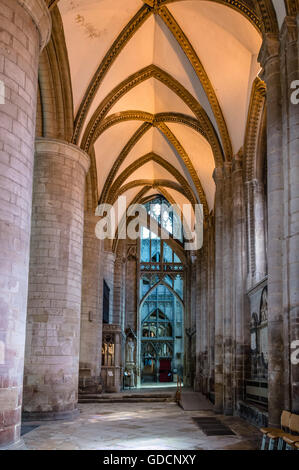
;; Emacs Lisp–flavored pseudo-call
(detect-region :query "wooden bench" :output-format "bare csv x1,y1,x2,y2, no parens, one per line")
260,411,299,450
260,410,291,450
280,414,299,450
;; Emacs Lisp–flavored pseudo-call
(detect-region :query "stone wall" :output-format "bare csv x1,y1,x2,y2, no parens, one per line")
23,139,89,419
79,214,103,393
0,0,51,448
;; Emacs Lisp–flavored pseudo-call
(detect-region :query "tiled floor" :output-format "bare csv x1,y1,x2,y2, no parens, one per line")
23,402,261,450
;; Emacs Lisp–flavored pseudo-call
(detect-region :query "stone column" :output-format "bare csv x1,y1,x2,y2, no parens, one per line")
259,35,284,426
126,244,138,331
253,181,267,283
200,240,208,394
195,255,201,391
280,16,299,414
222,163,233,415
207,216,215,397
103,250,115,323
231,155,247,406
245,179,267,288
113,251,126,327
214,164,234,414
79,213,103,393
0,0,51,448
213,167,225,413
23,138,90,420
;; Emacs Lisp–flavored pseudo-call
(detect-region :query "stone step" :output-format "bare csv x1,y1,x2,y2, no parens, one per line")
79,396,175,404
79,392,175,399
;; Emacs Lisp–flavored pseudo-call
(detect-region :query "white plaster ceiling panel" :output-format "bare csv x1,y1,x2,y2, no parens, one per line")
123,160,178,185
152,127,187,173
115,127,154,179
168,1,262,153
114,126,191,183
152,126,198,193
153,15,218,133
112,185,144,236
167,122,215,210
58,0,265,215
166,186,193,209
58,0,141,113
80,15,156,143
94,120,142,194
106,78,196,117
143,188,161,199
154,79,195,116
272,0,287,29
106,79,156,116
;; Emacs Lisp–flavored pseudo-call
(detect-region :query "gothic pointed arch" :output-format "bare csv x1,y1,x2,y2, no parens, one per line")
72,5,152,144
37,7,74,141
244,77,266,182
157,5,233,159
140,279,184,309
90,111,209,214
105,152,197,207
80,65,224,165
112,191,188,262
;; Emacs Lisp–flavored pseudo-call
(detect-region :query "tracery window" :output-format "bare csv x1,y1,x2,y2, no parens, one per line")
140,197,184,272
142,309,173,338
139,196,184,382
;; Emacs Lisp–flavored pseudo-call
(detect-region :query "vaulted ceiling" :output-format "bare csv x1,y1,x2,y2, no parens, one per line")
55,0,283,219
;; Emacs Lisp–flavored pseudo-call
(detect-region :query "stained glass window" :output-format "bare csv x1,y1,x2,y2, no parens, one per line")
139,197,184,382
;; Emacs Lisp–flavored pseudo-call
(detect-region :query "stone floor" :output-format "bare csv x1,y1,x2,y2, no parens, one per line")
23,402,261,450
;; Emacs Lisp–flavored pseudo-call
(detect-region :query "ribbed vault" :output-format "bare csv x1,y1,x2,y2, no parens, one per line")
49,0,286,226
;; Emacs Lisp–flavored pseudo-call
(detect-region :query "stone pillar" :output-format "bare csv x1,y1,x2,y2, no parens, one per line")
103,250,115,323
214,164,234,414
207,216,215,397
126,243,138,331
253,181,267,283
280,16,299,414
222,163,233,415
0,0,51,448
23,138,90,420
195,255,201,391
199,240,208,394
213,167,224,413
259,35,284,426
79,213,103,393
246,179,267,288
113,250,126,328
231,155,247,405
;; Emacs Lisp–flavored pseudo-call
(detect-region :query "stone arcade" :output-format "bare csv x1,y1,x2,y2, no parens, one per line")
0,0,298,451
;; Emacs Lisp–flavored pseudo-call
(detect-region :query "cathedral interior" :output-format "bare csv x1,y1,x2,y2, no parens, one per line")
0,0,298,452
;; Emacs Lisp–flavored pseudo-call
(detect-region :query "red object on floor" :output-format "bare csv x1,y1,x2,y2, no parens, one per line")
159,359,172,382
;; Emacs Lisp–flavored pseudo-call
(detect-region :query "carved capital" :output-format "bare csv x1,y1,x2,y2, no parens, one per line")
280,16,298,46
212,166,224,185
18,0,52,51
258,33,280,68
35,138,90,174
285,0,298,17
223,161,232,179
232,151,243,173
